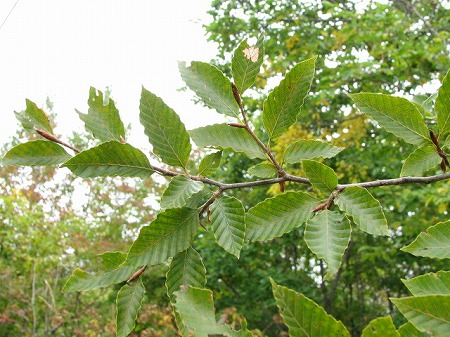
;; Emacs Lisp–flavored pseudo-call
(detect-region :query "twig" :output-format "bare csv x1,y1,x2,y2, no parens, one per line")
35,128,81,153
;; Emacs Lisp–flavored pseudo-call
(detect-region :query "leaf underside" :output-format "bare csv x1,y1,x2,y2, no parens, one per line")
3,141,71,166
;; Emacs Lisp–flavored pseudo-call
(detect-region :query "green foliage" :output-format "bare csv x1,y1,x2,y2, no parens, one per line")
401,221,450,259
361,316,400,337
2,27,450,337
62,141,154,179
77,87,126,142
190,123,266,159
179,61,240,119
436,70,450,139
302,159,338,194
116,279,146,337
140,87,192,168
348,93,431,146
165,247,207,302
3,140,71,166
173,287,252,337
271,278,350,336
246,191,317,241
305,210,351,280
263,57,316,140
335,186,389,236
284,140,344,164
232,35,265,94
209,196,246,258
161,176,204,209
15,99,53,134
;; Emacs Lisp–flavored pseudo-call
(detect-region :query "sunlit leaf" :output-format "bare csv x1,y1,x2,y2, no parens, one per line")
284,140,343,163
335,186,389,236
401,220,450,259
15,99,53,134
246,191,317,241
436,69,450,139
77,87,125,142
391,295,450,336
160,176,204,209
62,140,154,179
270,278,350,337
305,210,351,280
126,208,199,266
398,322,430,337
198,151,222,176
116,279,146,337
210,196,246,258
248,161,278,178
166,247,206,302
263,57,316,139
400,145,441,177
190,123,266,159
302,160,338,194
402,271,450,296
173,287,252,337
349,93,431,146
99,252,127,270
140,87,191,167
63,265,136,292
361,316,400,337
179,61,240,118
232,35,264,94
3,141,71,166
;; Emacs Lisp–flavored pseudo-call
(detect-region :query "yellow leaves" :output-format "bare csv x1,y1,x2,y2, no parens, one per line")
437,203,448,214
285,35,300,52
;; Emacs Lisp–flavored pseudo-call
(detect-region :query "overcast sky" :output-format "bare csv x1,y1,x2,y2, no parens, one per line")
0,1,225,149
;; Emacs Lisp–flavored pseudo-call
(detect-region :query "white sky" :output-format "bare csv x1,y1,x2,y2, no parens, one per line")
0,0,226,149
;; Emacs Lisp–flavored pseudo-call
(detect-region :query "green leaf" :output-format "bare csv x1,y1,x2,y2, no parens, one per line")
184,186,214,209
400,145,442,177
116,278,146,337
126,208,199,266
436,69,450,139
304,210,351,280
348,93,431,146
362,316,400,337
160,176,204,209
15,99,53,134
210,197,246,258
284,140,344,164
270,278,350,337
335,186,389,236
99,251,127,270
402,271,450,296
232,35,265,94
443,135,450,150
77,87,125,142
401,220,450,259
190,123,266,159
248,161,278,178
173,287,252,337
63,265,136,292
3,141,71,166
140,87,191,167
61,141,154,179
263,56,316,140
391,295,450,336
198,151,222,176
246,191,317,241
302,160,338,194
179,61,240,118
398,322,430,337
165,247,206,302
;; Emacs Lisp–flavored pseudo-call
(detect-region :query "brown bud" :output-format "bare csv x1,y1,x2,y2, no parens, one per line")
127,265,147,283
